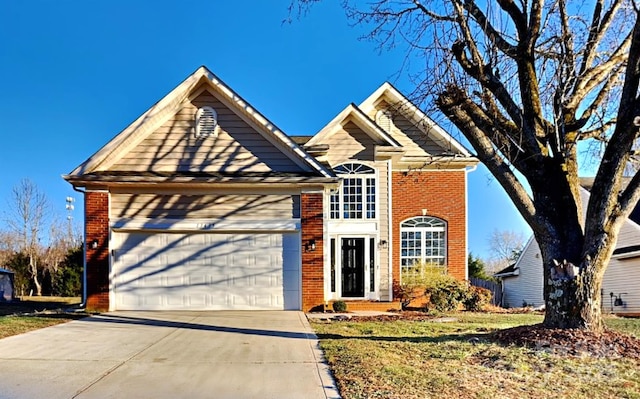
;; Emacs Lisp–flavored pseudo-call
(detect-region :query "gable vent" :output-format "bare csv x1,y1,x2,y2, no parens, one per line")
195,106,218,138
376,109,393,132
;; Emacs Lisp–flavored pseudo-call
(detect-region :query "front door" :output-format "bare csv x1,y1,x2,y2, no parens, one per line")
341,237,365,297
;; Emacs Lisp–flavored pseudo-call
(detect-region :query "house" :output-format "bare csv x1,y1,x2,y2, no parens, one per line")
64,66,477,312
496,180,640,315
0,268,14,301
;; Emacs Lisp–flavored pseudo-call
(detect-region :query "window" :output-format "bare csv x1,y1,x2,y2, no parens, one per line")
375,109,393,132
400,217,446,276
330,163,376,219
195,106,218,138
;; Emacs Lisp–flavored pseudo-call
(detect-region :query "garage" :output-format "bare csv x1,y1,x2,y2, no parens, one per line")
111,231,301,311
64,67,334,312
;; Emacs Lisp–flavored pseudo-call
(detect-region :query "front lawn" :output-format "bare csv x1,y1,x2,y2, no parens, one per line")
311,313,640,399
0,297,87,339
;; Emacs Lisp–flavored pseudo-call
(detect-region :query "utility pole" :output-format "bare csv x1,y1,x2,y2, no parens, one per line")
65,196,75,244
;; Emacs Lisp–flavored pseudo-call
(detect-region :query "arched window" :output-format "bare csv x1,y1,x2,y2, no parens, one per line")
330,163,376,219
195,106,218,138
400,216,446,275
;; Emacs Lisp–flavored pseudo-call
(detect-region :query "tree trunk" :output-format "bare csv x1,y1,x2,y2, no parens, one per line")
32,274,42,297
540,241,613,332
28,254,42,296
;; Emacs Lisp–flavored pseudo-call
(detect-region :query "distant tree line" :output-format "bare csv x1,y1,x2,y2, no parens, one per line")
0,179,82,298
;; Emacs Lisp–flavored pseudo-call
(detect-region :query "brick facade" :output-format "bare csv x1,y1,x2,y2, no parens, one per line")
391,170,467,287
85,191,110,312
300,192,324,311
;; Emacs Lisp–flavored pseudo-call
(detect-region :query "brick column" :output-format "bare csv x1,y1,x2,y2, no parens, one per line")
301,192,324,311
85,191,110,312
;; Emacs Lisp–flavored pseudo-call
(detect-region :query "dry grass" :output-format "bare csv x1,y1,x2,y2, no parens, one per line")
311,313,640,399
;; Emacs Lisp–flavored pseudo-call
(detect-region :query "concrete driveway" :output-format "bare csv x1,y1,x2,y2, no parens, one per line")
0,311,340,399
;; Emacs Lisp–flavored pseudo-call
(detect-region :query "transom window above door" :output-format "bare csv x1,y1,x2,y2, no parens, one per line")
330,163,376,219
400,216,446,275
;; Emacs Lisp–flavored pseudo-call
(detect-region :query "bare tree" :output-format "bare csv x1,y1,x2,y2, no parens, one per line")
0,230,19,270
5,179,49,296
294,0,640,331
487,229,525,270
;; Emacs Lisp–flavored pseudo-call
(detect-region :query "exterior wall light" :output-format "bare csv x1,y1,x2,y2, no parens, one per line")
378,240,388,249
306,239,316,252
90,239,99,249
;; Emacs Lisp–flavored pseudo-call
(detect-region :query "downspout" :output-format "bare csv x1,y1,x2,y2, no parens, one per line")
388,159,393,301
72,185,87,308
464,164,478,280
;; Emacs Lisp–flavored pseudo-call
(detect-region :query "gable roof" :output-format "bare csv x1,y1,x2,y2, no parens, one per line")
359,82,474,159
493,263,518,278
305,103,402,148
65,66,334,185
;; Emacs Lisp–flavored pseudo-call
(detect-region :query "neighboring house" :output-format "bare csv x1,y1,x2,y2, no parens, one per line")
494,238,545,308
64,66,477,312
0,268,14,301
496,180,640,315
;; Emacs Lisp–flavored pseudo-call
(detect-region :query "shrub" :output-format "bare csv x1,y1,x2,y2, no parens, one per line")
425,277,469,312
397,262,494,312
332,300,347,312
396,262,470,312
395,262,445,310
463,286,493,311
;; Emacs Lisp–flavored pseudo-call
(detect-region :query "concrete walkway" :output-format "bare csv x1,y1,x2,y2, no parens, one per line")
0,311,340,399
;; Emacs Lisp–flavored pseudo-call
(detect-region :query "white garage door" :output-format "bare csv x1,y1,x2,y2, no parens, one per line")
112,231,300,310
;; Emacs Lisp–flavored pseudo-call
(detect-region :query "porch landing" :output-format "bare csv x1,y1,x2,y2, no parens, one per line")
323,300,402,312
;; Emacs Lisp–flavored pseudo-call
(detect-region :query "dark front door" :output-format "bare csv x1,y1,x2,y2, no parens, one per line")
341,237,365,297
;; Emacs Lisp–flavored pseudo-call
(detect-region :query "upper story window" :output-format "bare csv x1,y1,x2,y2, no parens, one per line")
330,163,376,220
375,109,394,132
195,106,218,138
400,216,447,276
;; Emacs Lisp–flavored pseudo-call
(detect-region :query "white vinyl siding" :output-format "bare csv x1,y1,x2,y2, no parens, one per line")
506,189,640,313
602,220,640,314
110,191,299,220
501,239,544,308
371,100,444,156
110,89,302,173
324,122,376,164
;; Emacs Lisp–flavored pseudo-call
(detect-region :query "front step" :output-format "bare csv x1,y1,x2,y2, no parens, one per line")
325,300,402,312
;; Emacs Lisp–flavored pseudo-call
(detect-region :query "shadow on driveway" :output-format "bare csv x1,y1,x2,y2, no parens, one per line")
82,313,314,340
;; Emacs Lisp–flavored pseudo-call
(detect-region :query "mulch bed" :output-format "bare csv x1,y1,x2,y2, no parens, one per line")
493,324,640,359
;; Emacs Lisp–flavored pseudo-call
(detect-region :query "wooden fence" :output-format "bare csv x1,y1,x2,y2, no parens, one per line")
470,277,503,307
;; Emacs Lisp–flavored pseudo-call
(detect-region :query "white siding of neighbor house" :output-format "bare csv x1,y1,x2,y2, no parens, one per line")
507,217,640,314
502,238,544,308
110,88,302,174
110,189,299,221
601,218,640,314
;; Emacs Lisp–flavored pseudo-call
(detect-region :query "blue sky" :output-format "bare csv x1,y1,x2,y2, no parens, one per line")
0,0,531,259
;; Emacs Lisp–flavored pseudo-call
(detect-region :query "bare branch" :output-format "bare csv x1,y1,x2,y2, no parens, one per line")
437,86,541,229
462,0,519,58
578,120,618,141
